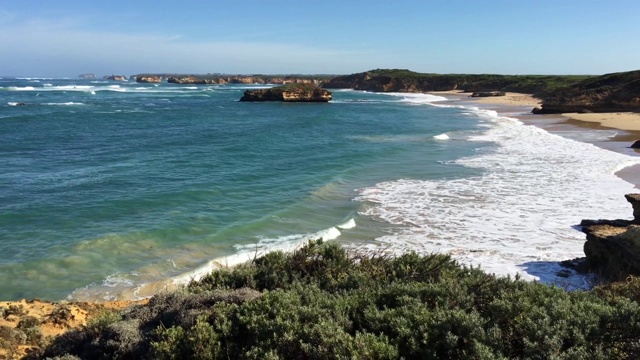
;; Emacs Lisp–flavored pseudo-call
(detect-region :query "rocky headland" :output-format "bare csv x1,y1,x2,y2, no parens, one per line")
239,83,332,102
322,68,640,115
580,194,640,281
531,70,640,114
321,69,589,95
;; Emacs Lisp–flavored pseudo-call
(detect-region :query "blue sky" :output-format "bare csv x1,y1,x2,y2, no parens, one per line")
1,0,639,77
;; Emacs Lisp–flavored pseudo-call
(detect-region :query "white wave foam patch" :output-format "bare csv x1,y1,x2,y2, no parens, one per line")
433,133,449,140
338,218,356,229
355,110,640,290
7,102,22,106
8,86,35,91
172,225,347,286
43,102,84,106
386,92,448,104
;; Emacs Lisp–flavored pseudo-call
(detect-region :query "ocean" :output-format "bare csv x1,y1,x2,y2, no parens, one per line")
1,78,639,301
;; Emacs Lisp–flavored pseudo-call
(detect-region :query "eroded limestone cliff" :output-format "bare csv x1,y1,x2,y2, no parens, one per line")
239,83,331,102
580,194,640,280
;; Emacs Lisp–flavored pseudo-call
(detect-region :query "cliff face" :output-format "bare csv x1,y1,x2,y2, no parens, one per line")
135,75,164,83
321,69,588,95
157,75,325,85
580,194,640,280
239,83,332,102
533,70,640,113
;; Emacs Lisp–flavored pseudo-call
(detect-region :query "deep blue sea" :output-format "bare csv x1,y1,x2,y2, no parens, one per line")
1,78,639,301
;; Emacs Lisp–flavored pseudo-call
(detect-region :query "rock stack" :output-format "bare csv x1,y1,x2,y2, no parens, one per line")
580,194,640,280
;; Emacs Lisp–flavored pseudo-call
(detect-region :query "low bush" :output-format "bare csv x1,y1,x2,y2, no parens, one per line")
34,240,640,359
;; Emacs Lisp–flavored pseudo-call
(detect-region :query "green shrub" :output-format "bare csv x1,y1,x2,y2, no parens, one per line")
37,240,640,359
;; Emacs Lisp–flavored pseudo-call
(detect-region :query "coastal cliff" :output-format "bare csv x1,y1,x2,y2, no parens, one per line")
130,74,332,85
580,194,640,280
532,70,640,114
239,83,332,102
321,69,589,95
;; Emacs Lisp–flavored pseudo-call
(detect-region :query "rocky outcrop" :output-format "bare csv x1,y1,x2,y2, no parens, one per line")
631,140,640,149
78,73,96,79
471,91,505,97
104,75,127,81
533,70,640,114
135,75,164,83
580,194,640,280
240,83,331,102
147,74,328,85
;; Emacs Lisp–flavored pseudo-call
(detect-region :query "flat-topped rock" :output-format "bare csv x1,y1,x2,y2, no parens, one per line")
580,193,640,280
240,83,332,102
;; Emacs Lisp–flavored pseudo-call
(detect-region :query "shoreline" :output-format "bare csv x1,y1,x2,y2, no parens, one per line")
432,91,640,189
3,89,640,357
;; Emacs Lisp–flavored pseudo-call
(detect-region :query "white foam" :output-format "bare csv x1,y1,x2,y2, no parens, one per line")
8,86,35,91
43,102,84,106
355,108,640,290
386,92,448,104
433,133,449,140
172,223,348,285
7,102,21,106
338,218,356,229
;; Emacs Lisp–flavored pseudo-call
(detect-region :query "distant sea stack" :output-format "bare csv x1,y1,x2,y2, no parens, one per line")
240,83,332,102
78,73,96,79
104,75,128,81
135,75,164,83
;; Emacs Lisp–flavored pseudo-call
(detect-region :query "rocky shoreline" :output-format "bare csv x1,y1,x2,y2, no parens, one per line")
580,194,640,281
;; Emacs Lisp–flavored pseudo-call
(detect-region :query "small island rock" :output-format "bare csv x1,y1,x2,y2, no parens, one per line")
240,83,332,102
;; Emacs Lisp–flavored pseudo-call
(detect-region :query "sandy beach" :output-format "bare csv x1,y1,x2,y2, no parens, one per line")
562,112,640,132
431,90,543,108
439,90,640,133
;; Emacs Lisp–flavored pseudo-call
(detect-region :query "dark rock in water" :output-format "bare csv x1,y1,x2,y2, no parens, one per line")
630,140,640,148
104,75,128,81
240,83,332,102
471,91,505,97
580,193,640,281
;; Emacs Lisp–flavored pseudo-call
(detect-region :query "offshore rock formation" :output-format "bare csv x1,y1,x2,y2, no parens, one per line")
135,75,164,83
104,75,128,81
78,73,96,79
144,75,328,85
471,91,505,97
532,70,640,114
239,83,331,102
580,194,640,280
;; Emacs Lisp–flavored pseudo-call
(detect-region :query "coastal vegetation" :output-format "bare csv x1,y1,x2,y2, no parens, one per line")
323,68,640,113
321,69,592,96
24,240,640,359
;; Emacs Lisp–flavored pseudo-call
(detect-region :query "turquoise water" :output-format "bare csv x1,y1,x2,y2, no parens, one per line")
0,79,485,300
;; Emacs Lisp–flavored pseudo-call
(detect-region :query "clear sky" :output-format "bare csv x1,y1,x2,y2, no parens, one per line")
1,0,639,77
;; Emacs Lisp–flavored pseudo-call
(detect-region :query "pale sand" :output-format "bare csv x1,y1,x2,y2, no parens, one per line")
562,112,640,132
434,91,640,132
430,91,542,108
